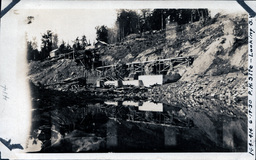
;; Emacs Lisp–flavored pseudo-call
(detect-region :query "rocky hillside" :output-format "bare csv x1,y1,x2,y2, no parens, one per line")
100,13,248,79
151,13,248,115
28,13,248,115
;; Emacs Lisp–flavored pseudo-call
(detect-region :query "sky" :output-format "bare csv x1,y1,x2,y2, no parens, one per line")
19,9,118,48
3,0,244,51
1,0,244,50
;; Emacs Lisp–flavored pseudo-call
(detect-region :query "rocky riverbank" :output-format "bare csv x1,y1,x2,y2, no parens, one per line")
28,12,248,118
149,73,247,117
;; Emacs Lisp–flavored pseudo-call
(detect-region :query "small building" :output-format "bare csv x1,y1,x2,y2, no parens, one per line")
122,101,140,107
86,45,95,50
139,101,163,112
122,80,142,87
104,101,119,106
95,40,108,48
138,75,163,87
104,80,122,87
49,49,60,58
96,80,104,88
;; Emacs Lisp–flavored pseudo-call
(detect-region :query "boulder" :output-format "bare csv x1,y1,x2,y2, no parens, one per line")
163,72,181,84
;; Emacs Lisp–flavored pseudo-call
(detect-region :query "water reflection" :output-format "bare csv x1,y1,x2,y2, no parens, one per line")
28,98,247,152
222,120,247,151
164,128,176,146
105,100,164,112
103,100,189,127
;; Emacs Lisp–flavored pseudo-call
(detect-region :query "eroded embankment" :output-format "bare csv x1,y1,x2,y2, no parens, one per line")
28,13,248,118
149,73,247,117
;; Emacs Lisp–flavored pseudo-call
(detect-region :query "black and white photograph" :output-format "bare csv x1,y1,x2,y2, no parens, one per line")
0,0,255,159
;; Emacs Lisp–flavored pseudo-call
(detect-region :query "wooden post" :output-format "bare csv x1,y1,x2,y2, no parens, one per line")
170,61,173,71
141,63,143,74
158,60,161,74
84,68,86,77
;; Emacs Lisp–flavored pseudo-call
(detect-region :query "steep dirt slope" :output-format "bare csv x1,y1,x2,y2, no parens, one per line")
100,13,248,115
28,13,248,113
151,13,248,115
99,13,247,76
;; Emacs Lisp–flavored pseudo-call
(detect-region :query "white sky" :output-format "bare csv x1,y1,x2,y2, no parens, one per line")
19,9,117,48
3,0,245,50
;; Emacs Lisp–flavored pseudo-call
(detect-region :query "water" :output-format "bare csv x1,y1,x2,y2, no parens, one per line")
27,97,247,153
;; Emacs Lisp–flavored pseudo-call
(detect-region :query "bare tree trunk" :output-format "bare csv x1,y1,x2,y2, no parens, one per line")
161,11,164,30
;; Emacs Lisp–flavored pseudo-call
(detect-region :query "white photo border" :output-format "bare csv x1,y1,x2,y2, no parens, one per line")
0,0,255,160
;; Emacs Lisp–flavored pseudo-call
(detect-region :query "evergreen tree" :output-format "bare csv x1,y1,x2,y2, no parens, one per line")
26,41,33,61
59,40,66,53
116,9,140,41
41,30,53,59
81,35,88,49
52,33,58,50
95,25,109,43
26,36,39,61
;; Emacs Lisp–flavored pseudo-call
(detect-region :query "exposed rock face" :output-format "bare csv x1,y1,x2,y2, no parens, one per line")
163,72,181,83
28,13,248,115
149,73,247,117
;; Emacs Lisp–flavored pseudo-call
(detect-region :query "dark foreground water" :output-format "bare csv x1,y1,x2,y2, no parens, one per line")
27,92,247,153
